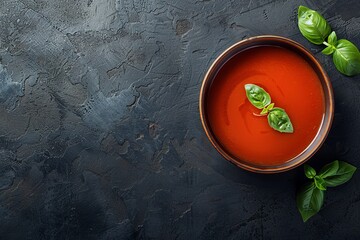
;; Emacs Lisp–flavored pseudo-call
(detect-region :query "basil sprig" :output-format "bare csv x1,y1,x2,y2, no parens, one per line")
244,84,293,133
297,160,357,222
297,5,360,76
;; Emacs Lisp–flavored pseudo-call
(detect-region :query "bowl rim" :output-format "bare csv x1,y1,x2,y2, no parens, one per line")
199,35,334,173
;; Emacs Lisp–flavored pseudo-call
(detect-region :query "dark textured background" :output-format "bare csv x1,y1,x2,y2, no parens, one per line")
0,0,360,239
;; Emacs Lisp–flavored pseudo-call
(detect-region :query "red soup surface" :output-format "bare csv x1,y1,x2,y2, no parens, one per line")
207,46,325,166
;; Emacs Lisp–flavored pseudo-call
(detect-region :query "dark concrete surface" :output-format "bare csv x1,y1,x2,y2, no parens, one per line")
0,0,360,239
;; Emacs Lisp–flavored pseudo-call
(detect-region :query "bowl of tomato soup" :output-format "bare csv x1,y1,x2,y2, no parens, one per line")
199,36,334,173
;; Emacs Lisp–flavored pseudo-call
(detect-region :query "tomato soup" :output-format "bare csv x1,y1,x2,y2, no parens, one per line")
206,46,325,166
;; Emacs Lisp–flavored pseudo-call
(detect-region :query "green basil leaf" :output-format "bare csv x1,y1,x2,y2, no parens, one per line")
260,108,268,115
298,5,331,45
267,108,294,133
314,176,327,190
318,160,339,178
322,161,357,187
267,103,274,111
327,31,337,46
304,164,316,179
333,39,360,76
260,103,275,115
245,84,271,109
322,46,335,55
297,182,325,222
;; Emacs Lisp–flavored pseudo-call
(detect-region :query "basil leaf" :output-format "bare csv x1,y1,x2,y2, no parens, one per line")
304,164,316,179
327,31,337,46
260,108,268,115
298,5,331,45
297,182,325,222
322,161,357,187
267,108,294,133
322,46,335,55
318,160,339,178
333,39,360,76
267,103,274,111
244,84,271,109
260,103,275,115
314,176,327,190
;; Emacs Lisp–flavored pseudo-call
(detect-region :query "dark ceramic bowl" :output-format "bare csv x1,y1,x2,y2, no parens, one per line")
199,35,334,173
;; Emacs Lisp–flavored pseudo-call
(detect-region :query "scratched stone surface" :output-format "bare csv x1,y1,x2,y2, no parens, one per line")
0,0,360,239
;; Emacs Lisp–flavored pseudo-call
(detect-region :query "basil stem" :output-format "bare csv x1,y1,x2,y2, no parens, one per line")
298,5,331,45
267,108,294,133
244,84,271,109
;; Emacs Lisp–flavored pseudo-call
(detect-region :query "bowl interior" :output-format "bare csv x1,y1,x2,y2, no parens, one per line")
199,36,334,173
